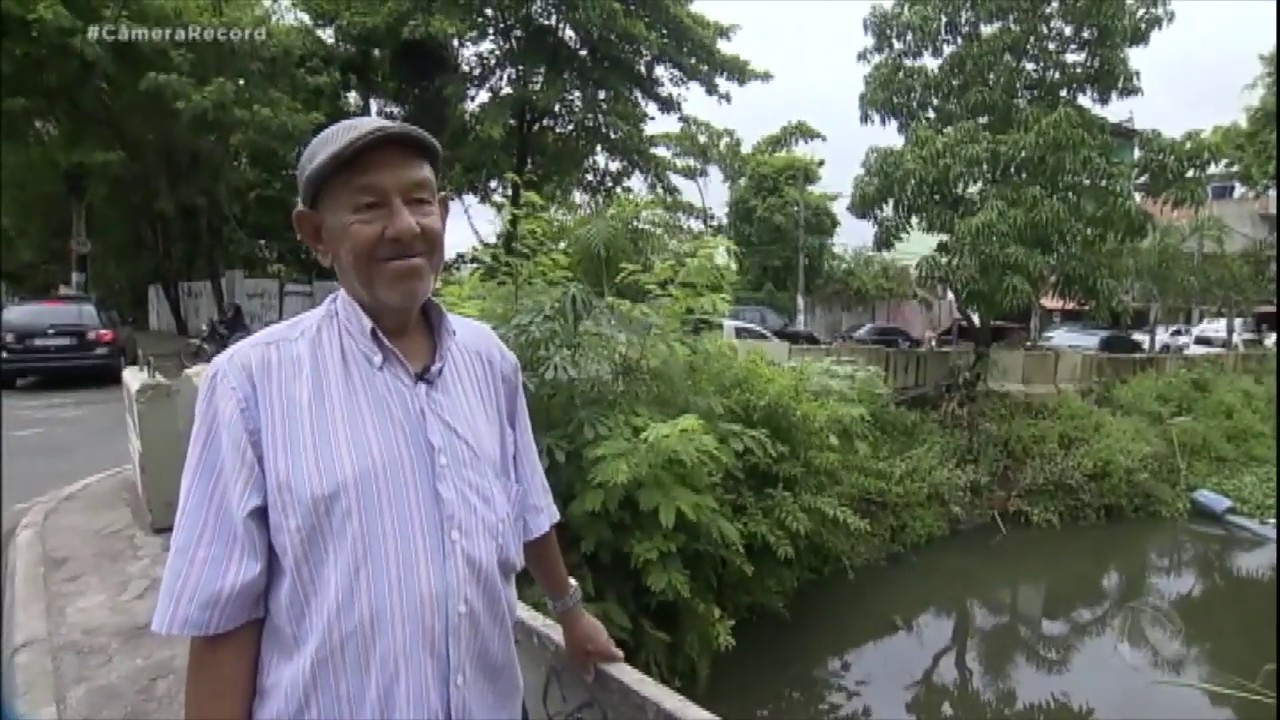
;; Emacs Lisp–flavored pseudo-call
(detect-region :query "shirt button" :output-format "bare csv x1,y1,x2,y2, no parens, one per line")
438,454,448,467
458,603,467,615
455,675,464,688
450,529,460,542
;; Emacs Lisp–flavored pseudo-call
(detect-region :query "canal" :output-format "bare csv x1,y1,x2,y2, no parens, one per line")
699,521,1276,719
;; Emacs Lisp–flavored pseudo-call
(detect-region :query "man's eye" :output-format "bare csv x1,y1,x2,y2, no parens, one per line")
409,196,436,206
355,200,383,212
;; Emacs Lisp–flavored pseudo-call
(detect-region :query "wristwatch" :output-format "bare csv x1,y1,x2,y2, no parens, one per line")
546,577,583,617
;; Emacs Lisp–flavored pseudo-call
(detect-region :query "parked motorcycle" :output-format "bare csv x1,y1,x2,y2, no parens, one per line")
180,305,252,367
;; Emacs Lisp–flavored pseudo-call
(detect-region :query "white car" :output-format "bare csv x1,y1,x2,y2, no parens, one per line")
1185,318,1263,355
720,318,779,342
1130,324,1192,354
686,316,780,342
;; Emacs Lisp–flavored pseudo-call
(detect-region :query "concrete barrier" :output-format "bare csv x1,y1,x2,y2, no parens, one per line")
122,366,203,533
122,366,721,720
516,604,716,720
787,346,1274,393
985,349,1025,393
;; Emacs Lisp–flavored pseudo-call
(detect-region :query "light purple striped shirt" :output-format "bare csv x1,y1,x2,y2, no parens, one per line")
151,289,561,719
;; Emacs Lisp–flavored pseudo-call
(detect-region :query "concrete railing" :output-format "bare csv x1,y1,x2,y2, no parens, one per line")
769,344,1276,394
121,367,719,720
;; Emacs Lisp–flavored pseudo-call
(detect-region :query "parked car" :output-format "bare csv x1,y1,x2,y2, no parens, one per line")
727,305,824,345
1130,324,1193,354
1,294,139,389
837,322,921,349
686,316,780,342
1185,317,1264,355
1035,329,1144,354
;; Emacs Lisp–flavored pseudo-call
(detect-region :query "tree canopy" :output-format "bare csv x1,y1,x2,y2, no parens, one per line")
847,0,1222,344
0,0,768,327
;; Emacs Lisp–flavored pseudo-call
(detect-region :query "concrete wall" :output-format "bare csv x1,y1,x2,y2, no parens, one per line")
804,296,959,341
785,345,1274,394
147,272,340,334
120,368,720,719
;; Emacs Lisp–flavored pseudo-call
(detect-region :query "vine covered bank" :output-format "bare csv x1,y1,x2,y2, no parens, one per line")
437,198,1277,691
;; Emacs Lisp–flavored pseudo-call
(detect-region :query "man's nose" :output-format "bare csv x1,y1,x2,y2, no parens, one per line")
384,200,420,239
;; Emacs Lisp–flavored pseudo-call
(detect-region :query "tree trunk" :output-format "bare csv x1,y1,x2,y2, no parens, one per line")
160,279,188,337
202,212,226,315
1226,302,1236,348
501,104,532,255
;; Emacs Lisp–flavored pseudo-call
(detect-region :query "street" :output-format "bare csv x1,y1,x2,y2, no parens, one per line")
2,377,133,530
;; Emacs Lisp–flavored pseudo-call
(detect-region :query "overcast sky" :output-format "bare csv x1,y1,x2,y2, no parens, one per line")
444,0,1277,257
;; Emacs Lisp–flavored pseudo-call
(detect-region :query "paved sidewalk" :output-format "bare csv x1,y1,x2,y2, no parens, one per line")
8,470,182,719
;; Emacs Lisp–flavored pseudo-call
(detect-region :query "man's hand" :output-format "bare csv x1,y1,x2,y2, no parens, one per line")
560,608,624,682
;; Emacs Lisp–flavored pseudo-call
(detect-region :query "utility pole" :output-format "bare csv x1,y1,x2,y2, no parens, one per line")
795,172,806,329
65,167,90,294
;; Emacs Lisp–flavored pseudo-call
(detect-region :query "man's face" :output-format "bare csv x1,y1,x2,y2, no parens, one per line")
292,143,449,317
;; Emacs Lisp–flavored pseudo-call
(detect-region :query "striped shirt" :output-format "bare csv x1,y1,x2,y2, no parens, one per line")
151,289,561,719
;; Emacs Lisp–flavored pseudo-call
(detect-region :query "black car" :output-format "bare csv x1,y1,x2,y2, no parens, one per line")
727,305,824,345
838,322,921,349
1,295,139,389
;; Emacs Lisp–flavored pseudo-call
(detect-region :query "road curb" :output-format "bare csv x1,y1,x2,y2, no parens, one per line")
5,465,131,720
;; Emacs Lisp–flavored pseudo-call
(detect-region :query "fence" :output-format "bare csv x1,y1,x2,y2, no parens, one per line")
740,342,1276,394
147,270,340,334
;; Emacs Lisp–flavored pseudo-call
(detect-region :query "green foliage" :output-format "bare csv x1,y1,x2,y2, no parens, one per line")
1100,366,1277,519
847,0,1218,344
1209,47,1277,193
1,0,768,321
815,248,919,306
442,195,1276,693
292,0,769,208
439,195,972,688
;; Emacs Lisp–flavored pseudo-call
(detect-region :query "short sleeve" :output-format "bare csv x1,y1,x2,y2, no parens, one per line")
502,353,561,543
151,361,269,636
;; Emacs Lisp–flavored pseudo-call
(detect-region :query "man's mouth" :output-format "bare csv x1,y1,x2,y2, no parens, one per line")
381,251,426,263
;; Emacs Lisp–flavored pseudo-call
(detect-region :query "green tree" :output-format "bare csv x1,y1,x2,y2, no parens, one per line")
293,0,769,250
814,249,919,308
846,0,1212,368
1209,47,1276,194
1130,218,1200,351
726,122,840,306
1,0,340,329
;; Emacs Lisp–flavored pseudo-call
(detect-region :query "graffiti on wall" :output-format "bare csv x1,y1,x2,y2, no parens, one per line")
539,664,608,720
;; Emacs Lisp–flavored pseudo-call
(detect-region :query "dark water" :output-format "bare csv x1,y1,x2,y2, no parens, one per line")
699,522,1277,720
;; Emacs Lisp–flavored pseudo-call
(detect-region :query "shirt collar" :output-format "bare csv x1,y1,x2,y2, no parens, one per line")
333,288,456,376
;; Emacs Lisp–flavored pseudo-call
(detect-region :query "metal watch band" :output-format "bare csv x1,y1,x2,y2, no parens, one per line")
546,577,583,617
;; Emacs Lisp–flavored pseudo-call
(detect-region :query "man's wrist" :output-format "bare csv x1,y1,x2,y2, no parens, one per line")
545,576,583,618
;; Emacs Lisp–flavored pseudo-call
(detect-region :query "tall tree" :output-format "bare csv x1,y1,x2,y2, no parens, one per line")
293,0,770,250
847,0,1212,364
713,122,839,308
1210,46,1277,194
1,0,342,329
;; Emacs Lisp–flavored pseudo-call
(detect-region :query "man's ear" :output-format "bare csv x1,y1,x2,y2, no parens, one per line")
292,206,332,267
438,192,451,225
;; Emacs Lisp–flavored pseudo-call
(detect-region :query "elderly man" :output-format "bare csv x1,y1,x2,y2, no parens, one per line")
152,117,622,720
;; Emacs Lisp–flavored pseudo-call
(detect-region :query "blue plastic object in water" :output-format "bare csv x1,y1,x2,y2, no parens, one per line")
1190,488,1277,542
1190,488,1236,519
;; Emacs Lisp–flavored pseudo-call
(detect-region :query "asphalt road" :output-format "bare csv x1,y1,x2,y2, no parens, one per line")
2,377,135,561
2,377,133,510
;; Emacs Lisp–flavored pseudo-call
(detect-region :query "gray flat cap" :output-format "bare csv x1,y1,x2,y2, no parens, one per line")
296,116,443,208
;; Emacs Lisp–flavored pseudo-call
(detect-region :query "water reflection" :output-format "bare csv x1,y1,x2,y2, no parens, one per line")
699,521,1276,720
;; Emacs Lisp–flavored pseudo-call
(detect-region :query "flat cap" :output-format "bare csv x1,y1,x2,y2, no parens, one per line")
296,116,443,208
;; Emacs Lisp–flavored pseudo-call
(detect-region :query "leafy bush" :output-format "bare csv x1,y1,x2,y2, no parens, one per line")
438,195,1276,690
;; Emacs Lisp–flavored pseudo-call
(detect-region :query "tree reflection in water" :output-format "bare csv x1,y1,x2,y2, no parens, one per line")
699,522,1276,720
